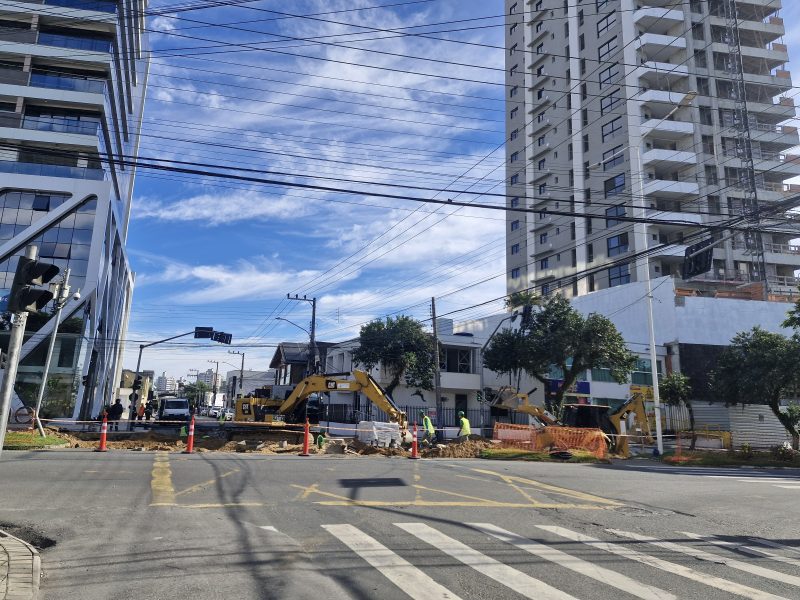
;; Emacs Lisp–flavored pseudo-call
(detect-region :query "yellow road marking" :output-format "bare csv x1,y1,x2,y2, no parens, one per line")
174,469,240,497
150,452,176,506
469,468,622,506
412,485,507,505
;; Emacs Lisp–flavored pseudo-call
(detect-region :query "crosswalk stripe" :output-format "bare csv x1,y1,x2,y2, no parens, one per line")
608,529,800,588
469,523,675,600
540,525,789,600
750,538,800,556
321,524,463,600
775,485,800,489
395,522,578,600
680,533,800,569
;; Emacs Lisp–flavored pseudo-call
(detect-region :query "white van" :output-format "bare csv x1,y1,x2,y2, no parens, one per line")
160,398,191,422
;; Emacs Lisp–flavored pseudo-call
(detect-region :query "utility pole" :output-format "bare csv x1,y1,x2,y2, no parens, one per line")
431,297,442,439
286,294,318,375
33,268,75,436
229,350,245,397
208,360,220,407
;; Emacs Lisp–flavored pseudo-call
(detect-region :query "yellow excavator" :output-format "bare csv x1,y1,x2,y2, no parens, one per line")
490,386,560,426
561,394,652,456
277,370,408,434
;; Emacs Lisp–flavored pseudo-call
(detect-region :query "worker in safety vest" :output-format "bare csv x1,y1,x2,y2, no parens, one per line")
457,411,471,441
420,410,436,446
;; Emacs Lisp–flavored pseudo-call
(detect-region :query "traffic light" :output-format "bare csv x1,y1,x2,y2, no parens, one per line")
212,331,232,345
194,326,213,339
132,375,142,391
681,239,715,280
130,392,139,403
8,256,60,313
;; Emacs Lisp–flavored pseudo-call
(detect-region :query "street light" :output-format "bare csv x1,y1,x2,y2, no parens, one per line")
588,90,695,455
478,311,518,435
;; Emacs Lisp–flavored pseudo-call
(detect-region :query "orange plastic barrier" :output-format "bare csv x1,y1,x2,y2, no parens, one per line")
493,423,607,458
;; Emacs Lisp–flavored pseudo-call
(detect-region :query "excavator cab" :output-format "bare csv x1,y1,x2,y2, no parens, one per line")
561,404,614,434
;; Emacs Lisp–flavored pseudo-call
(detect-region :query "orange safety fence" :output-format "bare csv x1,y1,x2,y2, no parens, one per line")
493,423,608,459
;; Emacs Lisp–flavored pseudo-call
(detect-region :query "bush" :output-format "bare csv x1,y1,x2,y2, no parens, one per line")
738,443,754,459
770,443,796,462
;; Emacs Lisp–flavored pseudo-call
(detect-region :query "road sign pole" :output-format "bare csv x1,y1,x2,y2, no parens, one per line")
0,246,36,459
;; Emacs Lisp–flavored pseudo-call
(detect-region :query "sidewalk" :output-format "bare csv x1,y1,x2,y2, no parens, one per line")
0,530,40,600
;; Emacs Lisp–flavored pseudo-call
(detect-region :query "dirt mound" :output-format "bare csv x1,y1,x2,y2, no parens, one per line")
422,438,493,458
348,438,409,457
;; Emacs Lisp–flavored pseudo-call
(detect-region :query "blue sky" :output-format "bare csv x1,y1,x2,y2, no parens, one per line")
126,0,510,378
125,1,800,380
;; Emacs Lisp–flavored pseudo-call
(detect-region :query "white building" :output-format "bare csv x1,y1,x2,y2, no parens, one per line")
155,371,177,394
196,368,224,390
225,369,275,398
0,0,148,421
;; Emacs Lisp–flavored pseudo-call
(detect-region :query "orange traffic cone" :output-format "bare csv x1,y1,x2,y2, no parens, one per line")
409,422,420,459
183,416,195,454
95,416,108,452
300,419,311,457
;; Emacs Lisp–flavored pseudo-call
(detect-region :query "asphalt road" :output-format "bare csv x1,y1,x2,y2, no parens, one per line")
0,451,798,600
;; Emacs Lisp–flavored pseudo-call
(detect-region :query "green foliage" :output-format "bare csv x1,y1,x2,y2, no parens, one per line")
352,316,436,396
771,443,796,462
482,329,546,388
505,291,541,310
738,443,753,459
782,285,800,329
710,327,800,446
660,373,691,407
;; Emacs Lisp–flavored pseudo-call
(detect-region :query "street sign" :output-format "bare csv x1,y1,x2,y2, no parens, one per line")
681,238,715,279
194,326,213,339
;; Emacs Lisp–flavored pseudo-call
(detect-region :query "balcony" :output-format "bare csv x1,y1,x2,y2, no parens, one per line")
29,72,105,94
641,148,697,169
637,61,689,88
439,372,480,390
44,0,118,13
635,33,686,61
711,42,788,69
0,28,37,45
534,242,554,256
645,209,704,230
0,113,23,129
641,118,693,140
0,160,104,180
22,116,100,137
642,178,699,199
634,7,684,34
37,32,112,53
529,118,551,134
0,66,30,86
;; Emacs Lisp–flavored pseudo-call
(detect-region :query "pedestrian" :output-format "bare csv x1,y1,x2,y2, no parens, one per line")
107,398,124,432
136,402,145,421
144,401,153,421
420,410,436,446
316,429,326,450
456,410,471,442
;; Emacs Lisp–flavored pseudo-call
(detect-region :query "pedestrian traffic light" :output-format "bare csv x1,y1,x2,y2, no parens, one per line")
8,256,60,313
681,239,715,280
132,375,142,391
212,331,232,345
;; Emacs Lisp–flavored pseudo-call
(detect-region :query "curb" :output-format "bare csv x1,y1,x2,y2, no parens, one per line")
0,529,41,600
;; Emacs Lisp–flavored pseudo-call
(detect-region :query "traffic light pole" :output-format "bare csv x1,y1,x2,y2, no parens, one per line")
33,269,71,436
0,246,36,460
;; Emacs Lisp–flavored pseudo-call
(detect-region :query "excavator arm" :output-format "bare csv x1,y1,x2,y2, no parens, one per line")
607,394,652,456
278,370,407,432
490,386,560,426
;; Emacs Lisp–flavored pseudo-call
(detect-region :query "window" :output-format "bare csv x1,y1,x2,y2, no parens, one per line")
510,196,519,208
510,107,518,119
608,263,630,287
538,22,544,33
537,112,546,123
579,34,585,51
598,36,617,61
699,106,713,126
509,2,517,14
570,222,576,241
539,232,548,244
604,173,625,198
509,85,519,98
509,22,518,35
538,158,546,170
601,117,622,142
511,267,520,278
587,243,594,262
541,283,550,296
702,135,715,155
571,248,577,266
599,65,619,87
691,22,705,40
581,83,587,101
607,233,629,257
538,136,546,146
510,174,519,184
694,49,707,68
537,89,544,100
603,145,624,170
605,204,625,227
509,43,518,56
510,129,518,141
597,11,616,36
538,183,547,195
536,43,544,54
705,165,718,185
509,64,518,76
510,220,520,231
511,244,520,255
582,108,589,127
578,9,584,25
582,134,589,152
601,89,621,115
690,0,703,13
596,0,608,8
589,273,596,291
540,257,550,269
696,77,709,96
510,151,519,163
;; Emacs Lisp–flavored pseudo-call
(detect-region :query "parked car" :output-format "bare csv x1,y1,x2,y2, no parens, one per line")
224,408,235,421
199,405,209,416
160,398,191,422
209,406,224,419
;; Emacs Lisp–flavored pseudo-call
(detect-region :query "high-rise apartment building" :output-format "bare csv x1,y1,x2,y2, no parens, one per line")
506,0,800,298
0,1,148,420
155,371,177,393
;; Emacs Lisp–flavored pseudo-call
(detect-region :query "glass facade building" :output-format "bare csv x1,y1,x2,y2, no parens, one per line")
0,1,148,421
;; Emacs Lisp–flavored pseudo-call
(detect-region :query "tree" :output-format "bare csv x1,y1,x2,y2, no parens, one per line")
482,329,547,390
710,327,800,449
352,316,436,397
660,372,696,449
528,295,636,415
783,285,800,329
